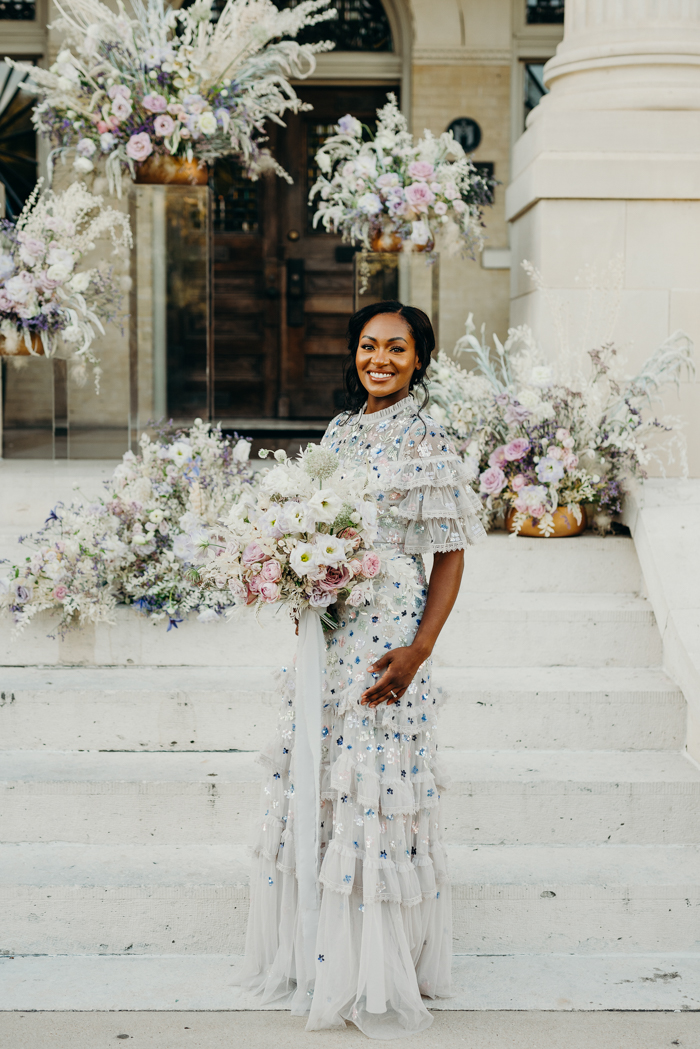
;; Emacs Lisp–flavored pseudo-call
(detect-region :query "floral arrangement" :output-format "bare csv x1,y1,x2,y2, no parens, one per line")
429,311,694,536
0,181,131,387
309,94,493,256
12,0,334,193
199,444,395,630
0,420,255,632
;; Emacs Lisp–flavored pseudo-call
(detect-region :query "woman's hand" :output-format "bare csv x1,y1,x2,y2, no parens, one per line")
361,644,429,708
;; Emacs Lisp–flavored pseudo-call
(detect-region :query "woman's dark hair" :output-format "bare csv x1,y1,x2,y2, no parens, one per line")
342,300,435,417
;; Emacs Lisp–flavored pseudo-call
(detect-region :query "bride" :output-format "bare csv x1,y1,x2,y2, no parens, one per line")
239,300,486,1037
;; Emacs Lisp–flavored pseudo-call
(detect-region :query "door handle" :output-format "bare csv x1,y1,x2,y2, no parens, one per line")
286,258,305,327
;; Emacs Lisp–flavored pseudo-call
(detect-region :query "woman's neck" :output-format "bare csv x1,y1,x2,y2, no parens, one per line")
364,386,412,416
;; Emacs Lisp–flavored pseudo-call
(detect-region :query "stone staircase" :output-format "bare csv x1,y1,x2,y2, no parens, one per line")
1,533,700,1011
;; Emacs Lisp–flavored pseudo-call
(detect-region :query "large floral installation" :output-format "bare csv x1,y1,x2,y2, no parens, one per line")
309,94,493,256
12,0,334,193
0,181,131,386
429,309,694,536
1,420,255,633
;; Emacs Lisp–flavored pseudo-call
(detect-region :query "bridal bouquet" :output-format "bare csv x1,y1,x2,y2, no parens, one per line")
309,94,492,255
0,181,131,387
429,314,693,536
13,0,334,193
1,420,255,633
199,445,383,629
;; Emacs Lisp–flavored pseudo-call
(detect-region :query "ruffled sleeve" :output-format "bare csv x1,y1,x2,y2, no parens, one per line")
393,415,487,555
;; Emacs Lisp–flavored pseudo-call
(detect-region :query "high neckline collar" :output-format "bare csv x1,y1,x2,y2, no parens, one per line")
358,395,415,424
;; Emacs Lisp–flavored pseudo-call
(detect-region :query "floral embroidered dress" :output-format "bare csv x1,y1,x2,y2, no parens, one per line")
240,395,485,1038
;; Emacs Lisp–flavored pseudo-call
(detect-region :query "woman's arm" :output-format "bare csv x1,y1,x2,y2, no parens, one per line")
360,549,464,709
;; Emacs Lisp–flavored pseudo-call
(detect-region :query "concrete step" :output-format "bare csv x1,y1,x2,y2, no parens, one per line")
2,750,699,846
0,592,661,668
0,666,684,753
1,842,698,956
1,951,699,1012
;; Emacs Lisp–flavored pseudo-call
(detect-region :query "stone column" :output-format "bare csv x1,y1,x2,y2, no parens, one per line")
506,0,700,474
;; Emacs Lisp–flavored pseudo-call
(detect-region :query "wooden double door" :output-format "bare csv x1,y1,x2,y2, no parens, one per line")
211,85,395,422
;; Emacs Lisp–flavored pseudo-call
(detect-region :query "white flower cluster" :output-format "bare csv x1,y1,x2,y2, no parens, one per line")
13,0,335,192
0,181,131,386
309,94,491,255
201,444,383,629
0,420,255,632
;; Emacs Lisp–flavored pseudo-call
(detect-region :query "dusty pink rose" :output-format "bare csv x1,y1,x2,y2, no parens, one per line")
318,565,352,592
247,573,262,594
511,474,526,491
52,586,68,601
126,132,152,161
348,558,363,576
143,93,167,113
555,428,570,442
564,453,579,469
259,581,281,603
154,114,175,137
111,95,133,122
488,445,507,468
479,466,507,495
547,446,563,460
242,541,266,566
405,182,435,212
309,586,334,608
408,160,434,180
260,559,282,582
108,84,130,100
361,551,381,578
434,201,448,216
504,438,530,461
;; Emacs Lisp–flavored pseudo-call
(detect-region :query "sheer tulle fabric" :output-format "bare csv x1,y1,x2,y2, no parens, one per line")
238,399,484,1038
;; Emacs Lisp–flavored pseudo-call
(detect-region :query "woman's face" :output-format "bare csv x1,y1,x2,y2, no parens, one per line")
355,313,420,406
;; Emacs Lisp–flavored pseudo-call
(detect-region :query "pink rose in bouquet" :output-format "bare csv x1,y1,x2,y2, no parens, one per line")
247,574,262,594
260,559,282,582
488,445,507,468
154,114,175,137
318,565,352,592
111,96,133,122
408,160,434,180
143,93,168,113
405,182,435,212
361,552,381,578
259,581,280,603
309,586,334,608
504,438,530,461
511,474,526,491
337,526,362,550
479,466,507,495
242,541,267,566
126,133,153,161
52,586,68,601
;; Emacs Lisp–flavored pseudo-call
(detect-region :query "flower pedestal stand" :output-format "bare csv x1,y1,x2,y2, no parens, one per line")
0,341,71,459
128,183,212,452
353,251,440,348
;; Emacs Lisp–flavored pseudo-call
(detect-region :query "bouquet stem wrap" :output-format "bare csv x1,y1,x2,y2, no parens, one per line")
294,607,325,974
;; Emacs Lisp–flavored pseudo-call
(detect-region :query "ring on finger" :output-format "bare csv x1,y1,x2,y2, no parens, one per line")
389,689,397,699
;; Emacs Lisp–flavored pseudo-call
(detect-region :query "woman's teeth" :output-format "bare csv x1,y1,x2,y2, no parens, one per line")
369,372,392,380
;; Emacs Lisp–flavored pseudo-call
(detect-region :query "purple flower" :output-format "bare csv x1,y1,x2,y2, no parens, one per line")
536,457,565,484
505,402,531,425
479,466,507,495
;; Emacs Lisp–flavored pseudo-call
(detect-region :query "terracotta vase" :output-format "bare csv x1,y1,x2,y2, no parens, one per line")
370,227,403,253
0,332,45,356
505,505,586,538
134,155,208,186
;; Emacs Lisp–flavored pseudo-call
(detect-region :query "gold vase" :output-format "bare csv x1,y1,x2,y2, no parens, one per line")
370,227,403,253
505,505,586,538
135,155,208,186
0,332,45,356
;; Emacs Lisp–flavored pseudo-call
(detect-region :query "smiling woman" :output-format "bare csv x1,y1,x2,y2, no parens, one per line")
239,299,486,1038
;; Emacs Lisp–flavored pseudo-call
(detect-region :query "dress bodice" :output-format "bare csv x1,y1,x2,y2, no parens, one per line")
321,395,486,554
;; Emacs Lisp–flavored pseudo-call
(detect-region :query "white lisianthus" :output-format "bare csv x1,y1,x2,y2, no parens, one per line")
62,325,83,343
307,488,343,525
314,534,346,566
281,500,314,533
77,138,97,157
410,220,431,246
73,157,95,174
232,438,251,462
169,441,193,466
172,534,195,560
290,542,318,576
516,388,542,412
69,271,91,293
530,365,554,388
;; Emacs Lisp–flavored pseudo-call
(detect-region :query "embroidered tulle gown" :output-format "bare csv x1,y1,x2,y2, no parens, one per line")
240,395,486,1038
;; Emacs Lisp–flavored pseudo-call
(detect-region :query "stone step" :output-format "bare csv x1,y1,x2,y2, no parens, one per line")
2,750,699,846
0,592,661,668
1,951,698,1012
0,666,685,753
1,842,698,956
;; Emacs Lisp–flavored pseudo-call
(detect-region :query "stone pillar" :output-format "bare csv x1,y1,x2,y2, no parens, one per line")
506,0,700,474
